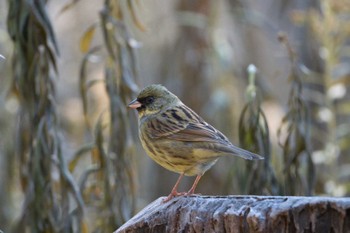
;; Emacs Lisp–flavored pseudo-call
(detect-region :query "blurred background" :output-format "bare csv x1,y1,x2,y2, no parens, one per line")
0,0,349,232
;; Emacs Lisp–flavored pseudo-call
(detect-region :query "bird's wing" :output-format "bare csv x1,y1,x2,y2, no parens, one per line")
145,105,195,138
146,104,231,143
167,122,230,144
146,105,263,160
169,122,263,160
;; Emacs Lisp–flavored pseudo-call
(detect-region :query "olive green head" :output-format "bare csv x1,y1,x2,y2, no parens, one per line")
128,84,180,118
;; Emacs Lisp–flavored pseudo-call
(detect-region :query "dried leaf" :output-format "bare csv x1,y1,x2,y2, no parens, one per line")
80,24,97,53
81,220,89,233
79,46,102,128
69,143,96,172
57,0,80,17
30,0,59,54
127,0,146,31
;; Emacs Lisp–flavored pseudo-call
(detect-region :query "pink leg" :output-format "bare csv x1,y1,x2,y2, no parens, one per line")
163,173,186,202
186,174,202,195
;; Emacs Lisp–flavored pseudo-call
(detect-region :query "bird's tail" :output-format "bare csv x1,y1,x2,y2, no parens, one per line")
229,144,264,160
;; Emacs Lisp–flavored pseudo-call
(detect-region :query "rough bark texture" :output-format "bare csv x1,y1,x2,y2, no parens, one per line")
115,195,350,233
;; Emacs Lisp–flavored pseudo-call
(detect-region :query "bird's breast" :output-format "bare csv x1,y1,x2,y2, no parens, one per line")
138,127,219,176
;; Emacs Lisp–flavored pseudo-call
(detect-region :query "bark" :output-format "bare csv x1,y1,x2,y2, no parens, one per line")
115,195,350,233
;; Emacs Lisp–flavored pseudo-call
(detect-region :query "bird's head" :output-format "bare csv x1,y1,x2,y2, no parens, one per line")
128,84,180,118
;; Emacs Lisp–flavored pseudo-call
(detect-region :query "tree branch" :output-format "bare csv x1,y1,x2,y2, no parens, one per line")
115,196,350,233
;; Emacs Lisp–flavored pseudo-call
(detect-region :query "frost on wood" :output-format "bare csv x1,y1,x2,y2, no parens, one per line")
115,195,350,233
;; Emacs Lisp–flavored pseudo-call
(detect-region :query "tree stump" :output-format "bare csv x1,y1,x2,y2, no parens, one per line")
115,195,350,233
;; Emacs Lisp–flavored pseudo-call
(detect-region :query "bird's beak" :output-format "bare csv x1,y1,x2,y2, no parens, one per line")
128,99,142,109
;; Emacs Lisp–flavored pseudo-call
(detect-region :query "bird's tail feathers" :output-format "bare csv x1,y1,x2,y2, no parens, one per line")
229,144,264,160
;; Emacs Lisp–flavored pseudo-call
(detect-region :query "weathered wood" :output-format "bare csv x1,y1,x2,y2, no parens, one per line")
115,196,350,233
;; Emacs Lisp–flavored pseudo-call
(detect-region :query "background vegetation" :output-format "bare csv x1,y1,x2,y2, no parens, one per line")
0,0,349,232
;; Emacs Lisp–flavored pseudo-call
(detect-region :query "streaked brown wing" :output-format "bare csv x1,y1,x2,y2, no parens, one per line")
145,104,229,144
167,122,263,160
144,105,191,138
145,104,263,160
166,123,230,144
145,117,187,138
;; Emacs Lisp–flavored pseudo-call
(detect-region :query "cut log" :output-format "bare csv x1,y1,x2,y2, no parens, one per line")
115,195,350,233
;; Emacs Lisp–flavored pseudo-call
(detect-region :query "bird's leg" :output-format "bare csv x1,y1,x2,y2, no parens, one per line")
163,173,186,202
185,174,202,195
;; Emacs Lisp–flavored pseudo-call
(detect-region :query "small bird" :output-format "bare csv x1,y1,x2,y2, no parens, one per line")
128,84,263,202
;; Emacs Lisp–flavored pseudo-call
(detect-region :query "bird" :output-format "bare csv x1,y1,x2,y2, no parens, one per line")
128,84,263,202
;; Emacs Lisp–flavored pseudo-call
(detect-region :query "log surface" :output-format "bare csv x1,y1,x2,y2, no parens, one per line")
115,195,350,233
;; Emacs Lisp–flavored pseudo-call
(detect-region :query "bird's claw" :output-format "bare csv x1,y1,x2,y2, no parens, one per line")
163,190,203,203
163,191,187,203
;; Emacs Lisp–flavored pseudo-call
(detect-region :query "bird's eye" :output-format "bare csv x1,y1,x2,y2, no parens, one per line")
145,96,155,104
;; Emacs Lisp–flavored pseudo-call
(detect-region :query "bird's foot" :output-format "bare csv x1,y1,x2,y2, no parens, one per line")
163,190,186,203
183,190,201,197
184,186,198,195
